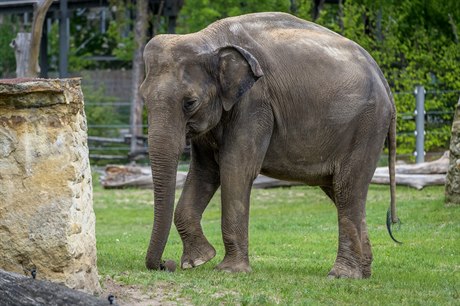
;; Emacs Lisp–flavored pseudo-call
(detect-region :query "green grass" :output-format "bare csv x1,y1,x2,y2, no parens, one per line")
94,178,460,305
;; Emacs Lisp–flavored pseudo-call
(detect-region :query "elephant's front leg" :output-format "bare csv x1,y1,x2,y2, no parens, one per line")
174,141,220,269
216,171,254,273
216,134,272,272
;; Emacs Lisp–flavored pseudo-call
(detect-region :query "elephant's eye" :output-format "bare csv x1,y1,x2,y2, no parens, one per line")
183,98,199,113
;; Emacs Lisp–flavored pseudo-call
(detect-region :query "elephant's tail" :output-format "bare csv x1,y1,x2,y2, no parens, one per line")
386,102,402,244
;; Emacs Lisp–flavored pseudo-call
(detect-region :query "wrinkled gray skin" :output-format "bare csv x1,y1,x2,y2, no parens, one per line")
140,12,397,279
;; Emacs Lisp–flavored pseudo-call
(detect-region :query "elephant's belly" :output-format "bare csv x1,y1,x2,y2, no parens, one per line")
260,153,333,187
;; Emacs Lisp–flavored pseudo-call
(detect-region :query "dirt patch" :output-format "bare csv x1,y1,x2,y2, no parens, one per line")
100,277,191,306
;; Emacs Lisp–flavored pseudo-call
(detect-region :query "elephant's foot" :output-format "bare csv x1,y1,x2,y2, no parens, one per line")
215,257,251,273
327,261,363,279
181,241,216,269
361,263,372,279
360,250,373,279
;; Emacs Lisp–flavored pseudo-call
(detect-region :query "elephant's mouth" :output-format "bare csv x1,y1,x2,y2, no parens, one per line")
186,122,214,140
185,123,197,139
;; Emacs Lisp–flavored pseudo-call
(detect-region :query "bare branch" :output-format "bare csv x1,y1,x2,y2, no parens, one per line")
28,0,54,77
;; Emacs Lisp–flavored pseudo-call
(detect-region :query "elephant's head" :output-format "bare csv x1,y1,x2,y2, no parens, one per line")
140,34,264,270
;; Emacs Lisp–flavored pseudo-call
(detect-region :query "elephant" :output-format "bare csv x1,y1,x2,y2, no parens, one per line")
140,12,399,279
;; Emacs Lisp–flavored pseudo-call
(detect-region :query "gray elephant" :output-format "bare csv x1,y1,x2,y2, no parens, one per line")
140,12,399,279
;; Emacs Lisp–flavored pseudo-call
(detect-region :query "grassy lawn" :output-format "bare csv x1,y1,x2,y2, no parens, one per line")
94,177,459,305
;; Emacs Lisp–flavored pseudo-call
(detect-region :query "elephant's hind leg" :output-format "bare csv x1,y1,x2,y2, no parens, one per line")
328,164,374,279
321,184,372,278
360,218,373,278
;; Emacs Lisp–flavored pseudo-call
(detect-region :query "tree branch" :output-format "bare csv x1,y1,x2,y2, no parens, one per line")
28,0,54,77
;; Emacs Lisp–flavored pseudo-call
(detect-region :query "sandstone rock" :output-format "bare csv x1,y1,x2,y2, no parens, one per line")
0,78,100,294
446,97,460,204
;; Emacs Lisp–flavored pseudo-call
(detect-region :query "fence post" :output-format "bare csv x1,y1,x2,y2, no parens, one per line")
414,85,425,163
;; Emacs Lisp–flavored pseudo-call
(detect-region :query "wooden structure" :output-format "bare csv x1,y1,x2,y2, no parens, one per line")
0,0,182,78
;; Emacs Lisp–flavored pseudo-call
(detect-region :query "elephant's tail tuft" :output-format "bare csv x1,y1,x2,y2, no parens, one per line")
387,108,402,244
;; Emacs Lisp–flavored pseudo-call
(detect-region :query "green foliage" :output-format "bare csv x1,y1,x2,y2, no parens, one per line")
82,82,122,138
1,1,457,154
176,0,460,155
0,18,18,77
319,0,460,154
44,1,135,71
94,182,460,305
82,82,131,164
176,0,294,34
47,21,94,72
106,0,136,62
107,22,135,62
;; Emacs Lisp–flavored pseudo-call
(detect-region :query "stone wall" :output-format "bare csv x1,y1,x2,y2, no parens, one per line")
445,97,460,204
0,78,100,293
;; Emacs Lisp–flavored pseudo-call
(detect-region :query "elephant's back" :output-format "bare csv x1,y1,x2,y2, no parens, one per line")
206,12,345,46
205,12,368,70
208,12,333,35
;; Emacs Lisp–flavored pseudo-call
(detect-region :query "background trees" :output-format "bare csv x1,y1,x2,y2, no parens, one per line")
176,0,460,155
0,0,458,156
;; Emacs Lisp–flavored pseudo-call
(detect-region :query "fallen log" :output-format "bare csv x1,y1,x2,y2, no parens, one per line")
100,165,298,189
371,173,446,190
374,151,449,175
372,152,448,189
101,165,187,189
0,269,111,306
101,153,448,190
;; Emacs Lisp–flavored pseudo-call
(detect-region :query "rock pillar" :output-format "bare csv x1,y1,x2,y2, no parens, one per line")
0,78,100,293
446,97,460,204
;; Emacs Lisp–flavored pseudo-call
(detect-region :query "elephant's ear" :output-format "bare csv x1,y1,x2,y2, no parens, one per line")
217,45,263,111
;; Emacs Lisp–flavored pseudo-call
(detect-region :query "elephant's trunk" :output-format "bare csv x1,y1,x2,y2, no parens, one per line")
145,121,184,270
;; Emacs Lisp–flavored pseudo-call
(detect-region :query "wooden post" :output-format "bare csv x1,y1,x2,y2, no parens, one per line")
10,33,31,77
130,0,149,161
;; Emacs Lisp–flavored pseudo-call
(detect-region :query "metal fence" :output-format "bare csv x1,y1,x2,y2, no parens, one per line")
394,87,459,162
85,101,147,164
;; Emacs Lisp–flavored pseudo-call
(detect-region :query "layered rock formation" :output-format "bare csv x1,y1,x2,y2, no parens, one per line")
0,78,100,293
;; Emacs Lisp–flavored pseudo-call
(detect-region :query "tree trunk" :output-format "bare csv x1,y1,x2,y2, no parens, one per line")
290,0,298,14
312,0,326,20
130,0,149,161
338,0,344,33
0,269,110,306
445,97,460,204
